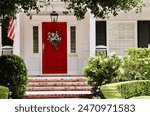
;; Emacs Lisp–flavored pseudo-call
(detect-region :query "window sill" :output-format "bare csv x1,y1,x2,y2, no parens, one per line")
69,53,78,57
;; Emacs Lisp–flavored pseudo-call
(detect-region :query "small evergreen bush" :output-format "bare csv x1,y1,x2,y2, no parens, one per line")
83,54,122,98
0,54,28,99
0,85,9,99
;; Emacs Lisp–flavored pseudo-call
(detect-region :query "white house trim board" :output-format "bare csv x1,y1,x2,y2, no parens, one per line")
89,13,96,57
23,15,39,75
13,13,20,56
134,21,138,48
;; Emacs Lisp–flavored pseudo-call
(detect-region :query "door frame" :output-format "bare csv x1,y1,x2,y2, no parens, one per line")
24,19,78,75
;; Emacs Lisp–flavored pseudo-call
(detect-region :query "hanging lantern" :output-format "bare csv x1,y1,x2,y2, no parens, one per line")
50,11,58,22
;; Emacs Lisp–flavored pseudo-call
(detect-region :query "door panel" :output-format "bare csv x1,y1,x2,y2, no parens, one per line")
42,22,67,74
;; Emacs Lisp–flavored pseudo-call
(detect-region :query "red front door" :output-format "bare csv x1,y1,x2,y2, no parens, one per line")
42,22,67,74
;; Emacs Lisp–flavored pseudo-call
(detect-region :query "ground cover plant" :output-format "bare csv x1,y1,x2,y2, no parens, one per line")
0,85,9,99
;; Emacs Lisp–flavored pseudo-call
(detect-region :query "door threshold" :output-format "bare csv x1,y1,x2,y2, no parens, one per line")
29,74,84,77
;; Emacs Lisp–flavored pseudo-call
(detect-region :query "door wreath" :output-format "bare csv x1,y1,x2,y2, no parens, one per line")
47,31,62,49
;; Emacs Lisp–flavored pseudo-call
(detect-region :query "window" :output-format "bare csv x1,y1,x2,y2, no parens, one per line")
33,26,39,53
138,21,150,48
70,26,76,53
96,21,107,46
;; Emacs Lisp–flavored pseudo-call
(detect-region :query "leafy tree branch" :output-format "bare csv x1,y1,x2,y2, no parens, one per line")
64,0,144,19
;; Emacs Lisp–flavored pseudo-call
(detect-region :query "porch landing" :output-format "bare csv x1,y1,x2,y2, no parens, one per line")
23,76,92,99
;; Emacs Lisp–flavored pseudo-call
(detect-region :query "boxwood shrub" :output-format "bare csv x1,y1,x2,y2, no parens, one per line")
0,54,28,99
101,80,150,99
0,85,9,99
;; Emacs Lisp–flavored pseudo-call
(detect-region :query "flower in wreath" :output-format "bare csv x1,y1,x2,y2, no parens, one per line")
47,31,62,49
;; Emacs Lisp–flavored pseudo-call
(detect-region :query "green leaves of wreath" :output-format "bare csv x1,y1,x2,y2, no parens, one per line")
47,31,62,49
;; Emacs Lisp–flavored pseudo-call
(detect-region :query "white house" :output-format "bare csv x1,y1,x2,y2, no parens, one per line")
0,0,150,76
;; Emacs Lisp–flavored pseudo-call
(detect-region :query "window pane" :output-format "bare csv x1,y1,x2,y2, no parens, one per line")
70,26,76,53
33,26,39,53
96,21,107,46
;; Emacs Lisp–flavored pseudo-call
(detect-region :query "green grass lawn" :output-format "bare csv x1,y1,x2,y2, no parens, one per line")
130,96,150,99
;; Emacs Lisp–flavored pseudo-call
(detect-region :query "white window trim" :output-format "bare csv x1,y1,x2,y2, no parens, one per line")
68,23,78,56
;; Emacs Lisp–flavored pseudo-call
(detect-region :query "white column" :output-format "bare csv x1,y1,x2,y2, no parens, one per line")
0,26,2,55
89,13,96,57
13,13,20,56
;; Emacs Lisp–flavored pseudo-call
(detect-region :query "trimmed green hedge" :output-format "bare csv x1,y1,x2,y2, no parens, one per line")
101,80,150,99
0,86,9,99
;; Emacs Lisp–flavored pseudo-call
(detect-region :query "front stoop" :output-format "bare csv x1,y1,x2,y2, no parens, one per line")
23,77,92,99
